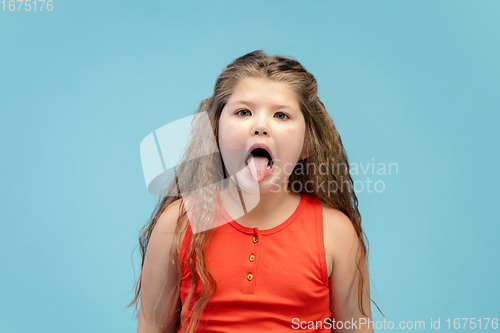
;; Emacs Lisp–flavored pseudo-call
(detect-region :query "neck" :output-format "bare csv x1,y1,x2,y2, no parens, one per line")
218,176,299,228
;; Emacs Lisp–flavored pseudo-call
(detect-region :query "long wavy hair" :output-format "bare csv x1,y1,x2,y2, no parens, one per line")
128,50,372,333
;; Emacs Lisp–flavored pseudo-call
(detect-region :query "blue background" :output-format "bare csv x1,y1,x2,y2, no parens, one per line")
1,0,499,332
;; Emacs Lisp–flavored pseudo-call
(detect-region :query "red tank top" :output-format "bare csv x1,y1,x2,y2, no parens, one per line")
177,193,331,332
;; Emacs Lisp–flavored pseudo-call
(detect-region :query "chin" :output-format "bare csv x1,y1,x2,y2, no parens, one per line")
236,174,288,194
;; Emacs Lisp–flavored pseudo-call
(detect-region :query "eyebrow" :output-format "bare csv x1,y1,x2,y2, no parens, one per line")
230,100,296,111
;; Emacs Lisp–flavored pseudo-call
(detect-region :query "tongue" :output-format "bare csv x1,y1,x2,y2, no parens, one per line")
246,156,269,182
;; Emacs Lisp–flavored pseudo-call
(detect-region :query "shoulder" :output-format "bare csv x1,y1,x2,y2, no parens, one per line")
152,198,190,247
321,200,357,242
321,201,359,266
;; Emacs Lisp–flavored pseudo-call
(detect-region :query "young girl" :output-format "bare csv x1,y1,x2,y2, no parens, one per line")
130,50,375,333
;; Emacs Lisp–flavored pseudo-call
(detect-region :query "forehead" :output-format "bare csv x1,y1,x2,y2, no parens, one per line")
226,77,300,111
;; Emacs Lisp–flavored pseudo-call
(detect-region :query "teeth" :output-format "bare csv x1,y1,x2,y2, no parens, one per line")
266,165,271,170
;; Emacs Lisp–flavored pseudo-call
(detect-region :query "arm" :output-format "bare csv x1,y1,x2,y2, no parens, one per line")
323,205,374,333
137,199,187,333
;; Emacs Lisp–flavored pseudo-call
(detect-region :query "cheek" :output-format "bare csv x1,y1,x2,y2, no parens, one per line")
218,123,244,150
218,121,231,147
283,127,305,150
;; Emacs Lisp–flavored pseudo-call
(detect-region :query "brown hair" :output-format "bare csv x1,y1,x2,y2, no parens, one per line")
128,50,372,332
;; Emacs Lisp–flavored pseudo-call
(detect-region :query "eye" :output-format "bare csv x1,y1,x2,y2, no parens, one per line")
236,109,252,117
275,112,289,120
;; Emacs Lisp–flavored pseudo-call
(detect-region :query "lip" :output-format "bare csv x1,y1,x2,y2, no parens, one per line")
243,160,274,181
245,143,274,162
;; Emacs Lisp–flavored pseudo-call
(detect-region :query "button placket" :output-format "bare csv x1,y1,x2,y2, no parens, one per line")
242,229,260,294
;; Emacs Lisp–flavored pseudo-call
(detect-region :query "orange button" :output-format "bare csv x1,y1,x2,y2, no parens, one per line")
247,274,253,281
252,236,258,243
249,254,255,262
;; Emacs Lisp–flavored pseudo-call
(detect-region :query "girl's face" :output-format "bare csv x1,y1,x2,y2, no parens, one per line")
219,77,306,193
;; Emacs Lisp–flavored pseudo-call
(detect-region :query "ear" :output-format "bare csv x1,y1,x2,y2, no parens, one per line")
300,129,312,160
300,143,311,160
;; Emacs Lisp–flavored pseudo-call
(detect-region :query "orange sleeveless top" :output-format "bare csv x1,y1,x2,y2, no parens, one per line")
177,194,331,332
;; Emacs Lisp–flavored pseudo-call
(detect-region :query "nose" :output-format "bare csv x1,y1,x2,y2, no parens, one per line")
251,118,270,136
253,128,268,136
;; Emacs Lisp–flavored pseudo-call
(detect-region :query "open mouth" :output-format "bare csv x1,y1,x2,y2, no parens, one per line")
243,147,275,182
245,148,274,170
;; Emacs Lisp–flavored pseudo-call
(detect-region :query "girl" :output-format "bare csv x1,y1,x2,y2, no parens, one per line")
130,50,375,333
